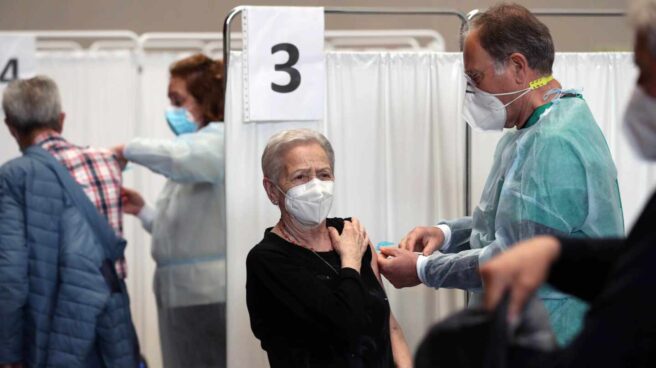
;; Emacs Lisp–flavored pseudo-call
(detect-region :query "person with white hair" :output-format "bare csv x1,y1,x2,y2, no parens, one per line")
246,129,411,368
480,0,656,366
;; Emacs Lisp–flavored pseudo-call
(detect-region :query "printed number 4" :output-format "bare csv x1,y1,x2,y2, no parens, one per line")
0,59,18,83
271,43,301,93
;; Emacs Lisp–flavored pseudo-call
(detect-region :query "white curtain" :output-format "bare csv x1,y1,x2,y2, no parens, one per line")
225,51,468,368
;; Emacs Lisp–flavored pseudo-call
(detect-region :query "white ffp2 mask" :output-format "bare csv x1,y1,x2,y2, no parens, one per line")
463,75,554,132
281,178,334,227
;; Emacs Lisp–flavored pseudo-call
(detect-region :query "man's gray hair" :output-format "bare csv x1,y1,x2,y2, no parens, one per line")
630,0,656,56
2,75,62,133
468,3,555,76
262,129,335,184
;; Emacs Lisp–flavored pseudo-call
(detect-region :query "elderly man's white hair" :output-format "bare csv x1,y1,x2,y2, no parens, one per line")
630,0,656,56
2,75,62,133
261,129,335,184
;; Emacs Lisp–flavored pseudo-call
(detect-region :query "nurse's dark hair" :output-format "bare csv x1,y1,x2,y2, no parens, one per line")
169,53,224,124
469,3,554,75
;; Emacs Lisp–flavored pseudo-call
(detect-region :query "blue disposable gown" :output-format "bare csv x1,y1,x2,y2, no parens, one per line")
420,95,625,345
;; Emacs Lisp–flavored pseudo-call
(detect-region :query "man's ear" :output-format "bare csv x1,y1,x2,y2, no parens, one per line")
509,52,529,85
56,112,65,133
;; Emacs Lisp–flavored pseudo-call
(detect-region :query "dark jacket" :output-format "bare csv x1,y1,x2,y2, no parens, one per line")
540,190,656,367
510,191,656,367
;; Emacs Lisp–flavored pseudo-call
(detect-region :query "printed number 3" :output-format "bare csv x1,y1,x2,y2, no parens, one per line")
271,43,301,93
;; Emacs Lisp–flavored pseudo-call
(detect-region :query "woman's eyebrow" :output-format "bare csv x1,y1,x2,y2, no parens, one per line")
289,167,311,176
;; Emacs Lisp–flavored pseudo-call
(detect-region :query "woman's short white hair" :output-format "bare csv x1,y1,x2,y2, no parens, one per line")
630,0,656,56
2,75,62,133
262,129,335,183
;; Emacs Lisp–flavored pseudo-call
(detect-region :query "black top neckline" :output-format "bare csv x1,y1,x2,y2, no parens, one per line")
263,218,347,256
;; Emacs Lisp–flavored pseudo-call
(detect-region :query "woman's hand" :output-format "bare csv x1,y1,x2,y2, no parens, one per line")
121,187,145,216
329,218,369,273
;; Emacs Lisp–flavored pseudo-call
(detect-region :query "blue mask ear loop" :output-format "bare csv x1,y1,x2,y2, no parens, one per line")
543,88,564,103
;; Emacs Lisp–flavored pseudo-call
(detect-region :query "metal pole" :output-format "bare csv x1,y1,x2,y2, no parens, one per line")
222,6,247,93
531,9,625,17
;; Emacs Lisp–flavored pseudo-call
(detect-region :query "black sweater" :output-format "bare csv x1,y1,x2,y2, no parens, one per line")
517,192,656,367
246,218,394,368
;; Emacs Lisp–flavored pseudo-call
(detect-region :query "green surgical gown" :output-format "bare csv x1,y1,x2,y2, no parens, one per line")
421,95,625,345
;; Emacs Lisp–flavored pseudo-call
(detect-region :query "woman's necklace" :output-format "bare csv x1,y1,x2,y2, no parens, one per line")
278,222,340,276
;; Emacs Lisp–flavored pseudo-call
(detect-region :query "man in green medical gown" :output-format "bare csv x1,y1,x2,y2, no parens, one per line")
378,3,624,346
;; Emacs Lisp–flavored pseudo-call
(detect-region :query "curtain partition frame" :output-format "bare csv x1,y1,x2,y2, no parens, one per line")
222,7,628,309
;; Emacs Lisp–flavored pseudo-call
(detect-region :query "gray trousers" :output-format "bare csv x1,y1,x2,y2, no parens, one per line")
158,303,226,368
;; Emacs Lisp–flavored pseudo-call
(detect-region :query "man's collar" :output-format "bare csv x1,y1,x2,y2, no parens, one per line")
33,130,62,146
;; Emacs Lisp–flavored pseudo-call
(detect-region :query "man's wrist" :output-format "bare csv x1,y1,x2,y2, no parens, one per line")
416,254,429,284
137,204,155,222
435,224,452,252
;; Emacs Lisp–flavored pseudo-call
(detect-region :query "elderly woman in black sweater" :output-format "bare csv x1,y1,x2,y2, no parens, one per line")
246,129,411,368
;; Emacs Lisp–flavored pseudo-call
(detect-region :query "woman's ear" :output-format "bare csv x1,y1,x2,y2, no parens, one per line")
263,177,281,205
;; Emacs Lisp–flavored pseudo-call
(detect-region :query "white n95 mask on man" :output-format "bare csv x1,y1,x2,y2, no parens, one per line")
463,75,554,132
624,86,656,160
282,178,334,227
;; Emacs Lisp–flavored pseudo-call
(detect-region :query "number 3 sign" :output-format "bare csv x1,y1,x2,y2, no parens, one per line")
242,7,325,121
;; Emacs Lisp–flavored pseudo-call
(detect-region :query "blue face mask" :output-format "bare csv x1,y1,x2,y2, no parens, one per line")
165,107,198,136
